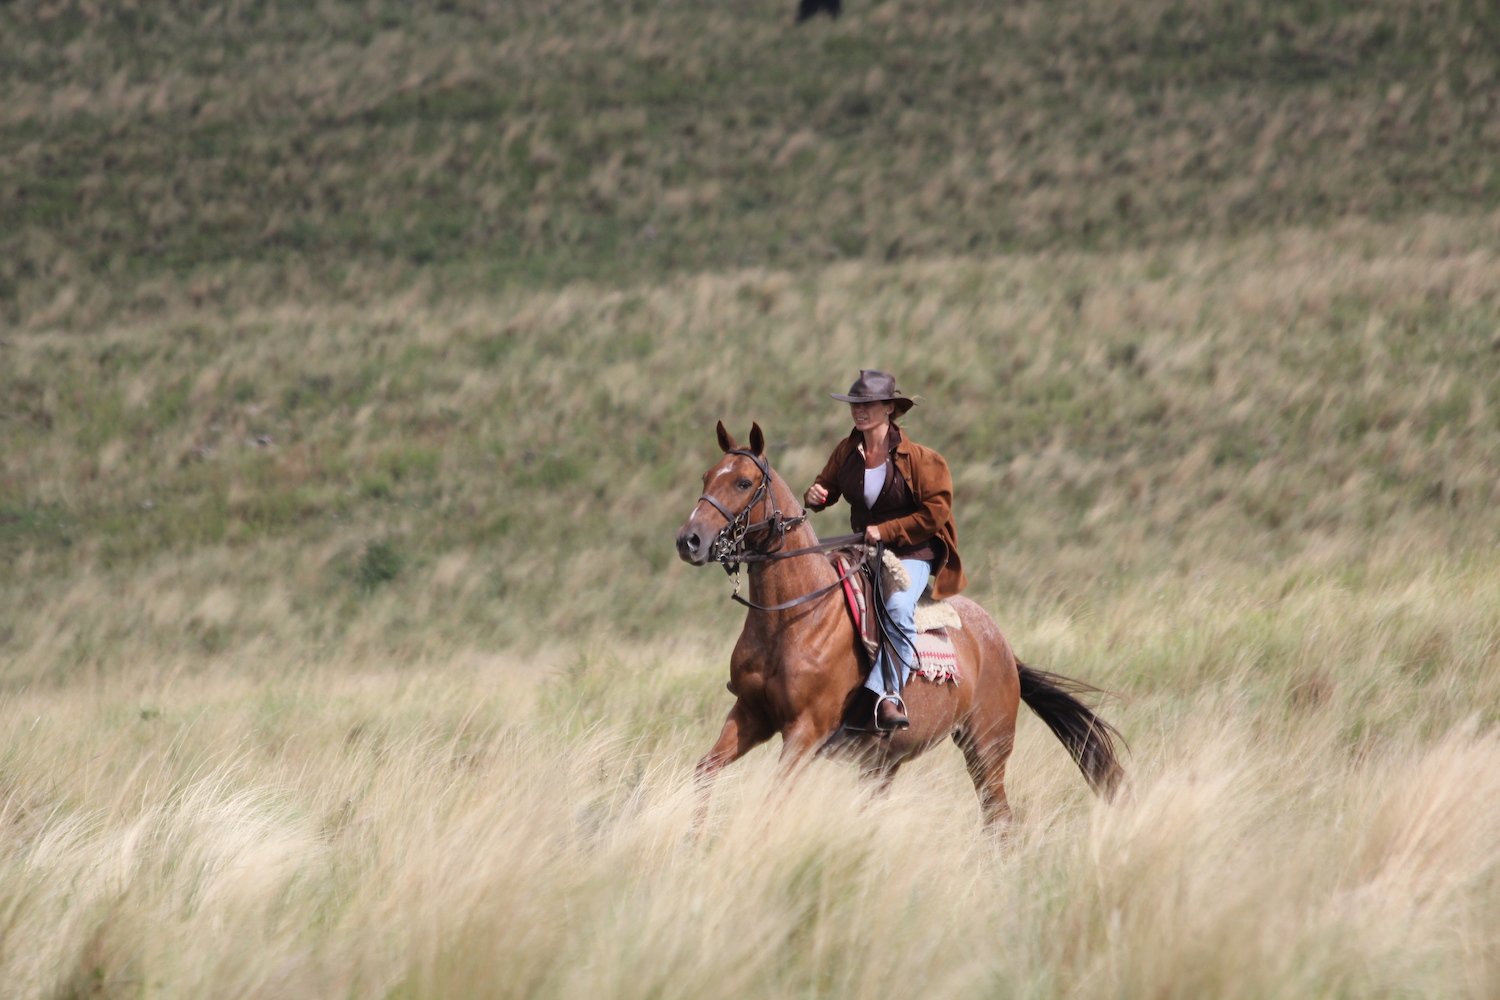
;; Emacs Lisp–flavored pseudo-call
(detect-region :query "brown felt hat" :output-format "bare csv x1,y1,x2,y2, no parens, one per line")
830,369,917,414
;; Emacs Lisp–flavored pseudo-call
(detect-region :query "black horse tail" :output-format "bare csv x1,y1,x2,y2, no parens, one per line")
1017,662,1126,800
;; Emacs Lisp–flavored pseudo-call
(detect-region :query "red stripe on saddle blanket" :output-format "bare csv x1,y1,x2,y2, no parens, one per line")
912,630,960,684
833,553,960,684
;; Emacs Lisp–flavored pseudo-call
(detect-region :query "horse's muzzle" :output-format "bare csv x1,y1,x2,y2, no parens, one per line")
675,524,711,565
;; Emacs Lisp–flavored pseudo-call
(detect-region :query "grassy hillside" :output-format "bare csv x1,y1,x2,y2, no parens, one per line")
9,2,1500,997
6,217,1500,684
3,0,1500,323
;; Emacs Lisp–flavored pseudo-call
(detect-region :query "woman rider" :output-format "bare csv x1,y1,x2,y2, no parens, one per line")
802,370,967,731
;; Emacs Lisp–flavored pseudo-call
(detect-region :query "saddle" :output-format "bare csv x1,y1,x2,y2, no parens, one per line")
829,548,961,685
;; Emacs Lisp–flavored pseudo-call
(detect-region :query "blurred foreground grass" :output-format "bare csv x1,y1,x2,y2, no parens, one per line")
6,558,1500,998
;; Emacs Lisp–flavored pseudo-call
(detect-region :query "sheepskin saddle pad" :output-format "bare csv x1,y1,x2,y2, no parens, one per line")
829,548,962,685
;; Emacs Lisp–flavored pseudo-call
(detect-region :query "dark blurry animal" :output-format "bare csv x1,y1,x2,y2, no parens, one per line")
797,0,841,22
675,421,1125,829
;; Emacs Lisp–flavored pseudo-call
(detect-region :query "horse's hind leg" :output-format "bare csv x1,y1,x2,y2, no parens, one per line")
955,725,1015,829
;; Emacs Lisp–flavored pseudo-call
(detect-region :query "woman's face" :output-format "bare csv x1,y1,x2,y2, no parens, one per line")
850,400,894,431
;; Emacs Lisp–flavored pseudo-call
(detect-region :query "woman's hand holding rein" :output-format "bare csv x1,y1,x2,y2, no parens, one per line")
800,485,878,540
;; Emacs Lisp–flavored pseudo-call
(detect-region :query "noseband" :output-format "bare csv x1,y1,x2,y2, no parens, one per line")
697,449,864,612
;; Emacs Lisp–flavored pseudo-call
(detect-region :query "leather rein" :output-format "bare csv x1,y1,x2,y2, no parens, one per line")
698,449,867,612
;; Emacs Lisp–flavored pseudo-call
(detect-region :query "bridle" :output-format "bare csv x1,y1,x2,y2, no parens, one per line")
697,449,865,612
697,449,804,567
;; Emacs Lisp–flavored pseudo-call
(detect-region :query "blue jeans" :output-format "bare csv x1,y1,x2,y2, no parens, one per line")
864,558,931,702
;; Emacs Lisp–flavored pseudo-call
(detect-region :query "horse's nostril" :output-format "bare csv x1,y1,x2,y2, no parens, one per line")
685,532,701,550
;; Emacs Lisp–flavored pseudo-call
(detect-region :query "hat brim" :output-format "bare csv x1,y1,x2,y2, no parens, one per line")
830,393,916,414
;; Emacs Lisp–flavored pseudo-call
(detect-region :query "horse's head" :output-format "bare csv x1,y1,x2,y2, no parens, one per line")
675,421,772,565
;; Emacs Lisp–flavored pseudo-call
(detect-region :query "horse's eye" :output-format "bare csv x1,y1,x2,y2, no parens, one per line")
736,479,752,490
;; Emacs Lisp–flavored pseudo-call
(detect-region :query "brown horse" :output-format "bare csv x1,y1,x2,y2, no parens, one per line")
675,421,1124,828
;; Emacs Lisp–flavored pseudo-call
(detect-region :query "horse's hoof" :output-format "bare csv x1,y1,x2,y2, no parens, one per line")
875,698,910,731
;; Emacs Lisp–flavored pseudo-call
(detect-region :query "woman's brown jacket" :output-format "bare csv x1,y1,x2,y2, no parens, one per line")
808,427,968,600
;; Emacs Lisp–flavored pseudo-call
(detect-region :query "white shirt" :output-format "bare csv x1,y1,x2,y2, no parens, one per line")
863,463,887,507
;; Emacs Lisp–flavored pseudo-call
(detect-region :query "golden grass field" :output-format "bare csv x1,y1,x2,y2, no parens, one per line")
7,0,1500,996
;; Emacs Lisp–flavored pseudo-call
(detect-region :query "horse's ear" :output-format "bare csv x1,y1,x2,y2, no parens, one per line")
716,420,736,453
748,422,765,457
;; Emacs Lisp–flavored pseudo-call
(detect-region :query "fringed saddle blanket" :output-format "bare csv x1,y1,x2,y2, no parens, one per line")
911,630,961,684
831,549,962,685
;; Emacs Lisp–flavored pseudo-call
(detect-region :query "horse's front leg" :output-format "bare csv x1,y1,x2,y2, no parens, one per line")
778,715,833,768
778,666,853,771
741,714,841,823
693,700,772,835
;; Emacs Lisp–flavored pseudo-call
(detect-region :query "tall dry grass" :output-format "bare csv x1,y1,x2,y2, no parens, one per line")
7,561,1500,999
